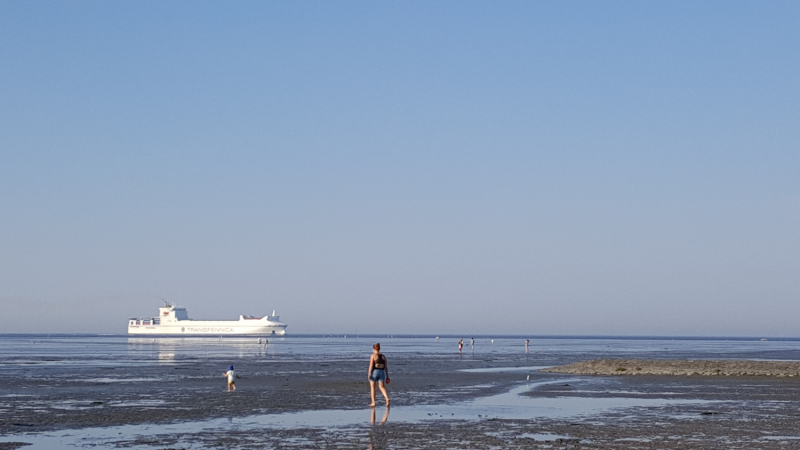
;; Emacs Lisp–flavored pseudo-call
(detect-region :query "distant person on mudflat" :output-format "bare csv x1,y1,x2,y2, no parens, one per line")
525,339,529,352
368,343,390,407
458,338,463,353
224,365,239,392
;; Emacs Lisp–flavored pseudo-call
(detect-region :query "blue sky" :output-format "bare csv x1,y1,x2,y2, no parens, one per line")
1,1,798,335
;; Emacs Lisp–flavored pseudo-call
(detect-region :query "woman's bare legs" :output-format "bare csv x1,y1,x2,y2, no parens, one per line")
369,380,377,407
377,381,389,406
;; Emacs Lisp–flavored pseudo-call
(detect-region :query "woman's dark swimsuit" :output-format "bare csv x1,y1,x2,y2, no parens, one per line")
370,354,387,382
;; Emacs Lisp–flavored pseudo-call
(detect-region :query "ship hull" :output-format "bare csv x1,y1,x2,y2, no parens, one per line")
128,321,286,336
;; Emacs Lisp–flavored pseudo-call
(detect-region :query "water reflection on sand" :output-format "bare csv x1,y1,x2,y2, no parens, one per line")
370,406,390,425
0,378,713,450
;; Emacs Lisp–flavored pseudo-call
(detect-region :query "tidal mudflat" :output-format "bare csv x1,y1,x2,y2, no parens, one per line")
2,335,800,449
542,358,800,377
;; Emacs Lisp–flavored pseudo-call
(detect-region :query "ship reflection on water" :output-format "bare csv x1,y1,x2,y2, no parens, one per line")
127,336,282,361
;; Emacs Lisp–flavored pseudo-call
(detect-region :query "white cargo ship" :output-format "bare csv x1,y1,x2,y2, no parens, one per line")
128,303,287,336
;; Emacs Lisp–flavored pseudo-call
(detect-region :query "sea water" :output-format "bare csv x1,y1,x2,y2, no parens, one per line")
3,333,799,367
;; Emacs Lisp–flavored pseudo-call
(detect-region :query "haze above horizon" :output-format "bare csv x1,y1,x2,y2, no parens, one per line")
1,1,798,336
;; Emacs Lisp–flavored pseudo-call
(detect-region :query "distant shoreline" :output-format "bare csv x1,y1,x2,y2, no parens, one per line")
2,333,800,341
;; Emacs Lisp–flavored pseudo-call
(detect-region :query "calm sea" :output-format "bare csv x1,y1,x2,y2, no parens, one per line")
2,334,799,368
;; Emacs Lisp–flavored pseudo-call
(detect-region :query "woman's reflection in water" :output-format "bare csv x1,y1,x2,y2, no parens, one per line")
370,406,390,425
368,406,390,449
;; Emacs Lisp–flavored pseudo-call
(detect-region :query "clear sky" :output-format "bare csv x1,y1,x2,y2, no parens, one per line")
1,1,798,335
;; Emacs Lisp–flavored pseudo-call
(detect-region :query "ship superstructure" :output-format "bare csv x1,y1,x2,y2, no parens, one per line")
128,303,287,336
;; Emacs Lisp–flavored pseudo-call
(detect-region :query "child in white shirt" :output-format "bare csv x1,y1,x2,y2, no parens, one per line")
224,365,239,391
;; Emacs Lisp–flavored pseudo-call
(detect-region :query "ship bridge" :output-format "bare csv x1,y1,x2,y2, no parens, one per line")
159,304,189,323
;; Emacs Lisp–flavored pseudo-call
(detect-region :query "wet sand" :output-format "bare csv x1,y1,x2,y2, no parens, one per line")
0,356,526,431
3,350,800,449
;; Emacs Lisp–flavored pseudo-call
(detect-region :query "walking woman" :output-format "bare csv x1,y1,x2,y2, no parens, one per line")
368,343,390,407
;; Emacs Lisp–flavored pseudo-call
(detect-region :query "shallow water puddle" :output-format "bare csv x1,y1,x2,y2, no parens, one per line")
459,365,551,373
0,379,712,449
76,377,162,383
485,431,575,442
